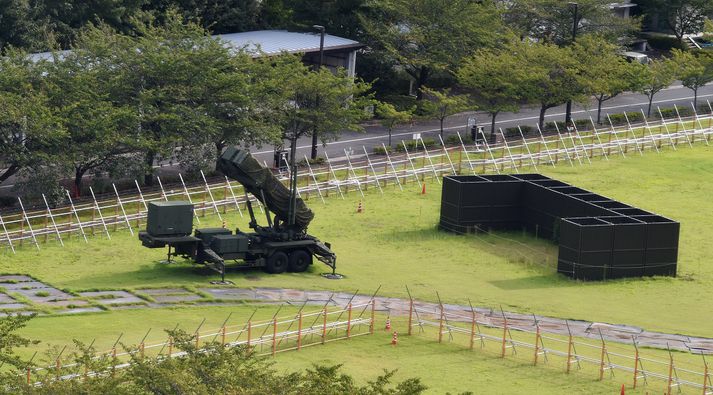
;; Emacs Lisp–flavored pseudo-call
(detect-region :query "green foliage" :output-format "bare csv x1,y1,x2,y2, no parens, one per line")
360,0,504,99
418,87,470,137
376,102,413,146
509,40,585,129
144,0,262,34
0,48,64,185
5,325,427,394
280,65,374,144
0,0,52,52
639,0,713,43
671,49,713,106
502,0,640,46
572,35,642,124
634,58,677,116
457,42,524,133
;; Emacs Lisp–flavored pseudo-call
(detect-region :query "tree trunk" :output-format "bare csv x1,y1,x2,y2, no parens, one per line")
414,67,429,101
144,150,156,186
311,129,318,160
490,111,498,137
74,167,87,198
214,141,225,170
596,98,604,125
388,128,392,147
647,94,654,117
538,105,548,131
694,87,698,108
439,118,444,139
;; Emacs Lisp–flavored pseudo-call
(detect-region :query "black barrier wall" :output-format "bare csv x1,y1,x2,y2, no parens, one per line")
439,174,679,281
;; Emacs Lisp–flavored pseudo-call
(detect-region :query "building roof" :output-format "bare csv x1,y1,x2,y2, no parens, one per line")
27,30,363,62
217,30,364,56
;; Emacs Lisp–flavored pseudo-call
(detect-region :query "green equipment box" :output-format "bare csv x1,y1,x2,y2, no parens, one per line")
146,201,194,236
210,234,249,254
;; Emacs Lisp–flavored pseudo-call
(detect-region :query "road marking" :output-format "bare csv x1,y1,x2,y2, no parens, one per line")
253,93,713,154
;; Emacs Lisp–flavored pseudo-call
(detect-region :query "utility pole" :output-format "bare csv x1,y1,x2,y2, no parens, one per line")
565,2,578,130
311,25,326,160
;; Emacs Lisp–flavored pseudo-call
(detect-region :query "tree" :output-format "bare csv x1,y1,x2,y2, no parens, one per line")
376,102,413,146
641,0,713,46
280,66,374,158
38,0,146,48
360,0,504,100
260,0,368,40
419,87,470,139
43,46,139,196
503,0,640,46
457,45,526,134
0,0,51,51
514,41,583,131
671,49,713,108
80,13,256,186
143,0,262,34
0,48,63,186
635,58,677,116
572,36,641,124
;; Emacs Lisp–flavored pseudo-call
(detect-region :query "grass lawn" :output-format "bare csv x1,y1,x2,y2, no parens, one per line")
1,146,712,335
17,307,659,394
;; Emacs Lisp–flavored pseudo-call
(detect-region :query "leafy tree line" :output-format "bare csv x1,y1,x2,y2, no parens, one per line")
0,314,433,394
0,13,372,202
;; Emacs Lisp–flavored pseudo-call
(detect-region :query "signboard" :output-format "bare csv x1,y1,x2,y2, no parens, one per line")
412,133,421,140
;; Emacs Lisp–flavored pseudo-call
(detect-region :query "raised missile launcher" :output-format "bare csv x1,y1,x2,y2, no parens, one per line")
138,147,337,281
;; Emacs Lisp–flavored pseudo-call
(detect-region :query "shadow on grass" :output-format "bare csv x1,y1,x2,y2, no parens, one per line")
488,275,577,290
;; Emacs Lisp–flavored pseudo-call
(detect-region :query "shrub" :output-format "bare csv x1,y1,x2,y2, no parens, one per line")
372,146,392,155
444,134,462,146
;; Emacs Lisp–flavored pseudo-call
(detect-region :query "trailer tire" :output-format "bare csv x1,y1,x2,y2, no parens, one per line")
288,249,312,272
265,251,289,274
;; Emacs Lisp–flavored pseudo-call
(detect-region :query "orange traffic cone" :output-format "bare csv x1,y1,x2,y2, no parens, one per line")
385,318,391,331
357,201,363,213
619,384,625,395
421,183,426,195
391,331,398,346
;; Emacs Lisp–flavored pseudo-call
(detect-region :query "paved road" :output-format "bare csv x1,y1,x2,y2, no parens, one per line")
1,83,711,192
250,83,713,164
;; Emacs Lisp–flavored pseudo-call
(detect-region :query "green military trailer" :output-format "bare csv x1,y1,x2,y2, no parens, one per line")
139,147,337,281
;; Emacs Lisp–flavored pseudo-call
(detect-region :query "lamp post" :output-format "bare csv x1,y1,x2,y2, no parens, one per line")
310,25,326,160
564,2,578,130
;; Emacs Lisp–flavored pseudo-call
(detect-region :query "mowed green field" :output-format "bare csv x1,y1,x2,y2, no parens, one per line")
0,144,711,393
2,145,712,337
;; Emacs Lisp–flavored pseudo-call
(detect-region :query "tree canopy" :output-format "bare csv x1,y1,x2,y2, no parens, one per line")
360,0,504,100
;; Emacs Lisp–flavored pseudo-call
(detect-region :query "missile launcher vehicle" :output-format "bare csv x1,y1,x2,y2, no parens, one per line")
138,147,336,281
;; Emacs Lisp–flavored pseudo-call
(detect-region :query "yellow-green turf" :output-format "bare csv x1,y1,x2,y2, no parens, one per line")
1,143,712,393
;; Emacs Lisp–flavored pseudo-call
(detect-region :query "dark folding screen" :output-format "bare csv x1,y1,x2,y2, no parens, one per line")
440,174,679,281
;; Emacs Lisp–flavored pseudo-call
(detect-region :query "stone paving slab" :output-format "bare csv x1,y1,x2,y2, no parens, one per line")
40,300,89,308
13,288,72,302
136,288,190,296
0,303,28,310
152,294,202,303
199,288,257,300
0,275,34,283
0,293,16,303
1,281,51,290
55,307,103,315
79,291,145,305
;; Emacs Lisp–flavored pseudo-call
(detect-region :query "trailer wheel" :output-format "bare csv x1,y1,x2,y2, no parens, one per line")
288,249,312,272
265,251,288,274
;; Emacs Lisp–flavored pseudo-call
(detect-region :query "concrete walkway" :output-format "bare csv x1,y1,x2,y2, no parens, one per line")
1,274,709,353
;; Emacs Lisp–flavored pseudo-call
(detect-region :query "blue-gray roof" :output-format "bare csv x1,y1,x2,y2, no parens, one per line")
27,30,363,62
217,30,363,55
